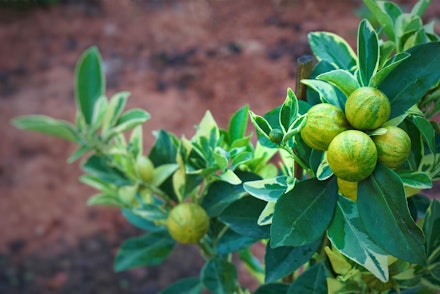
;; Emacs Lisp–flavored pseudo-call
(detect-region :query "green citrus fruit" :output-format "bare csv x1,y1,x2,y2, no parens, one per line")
372,126,411,169
269,128,283,144
300,103,349,151
167,203,209,244
327,130,377,182
345,87,391,130
136,155,155,182
337,178,358,201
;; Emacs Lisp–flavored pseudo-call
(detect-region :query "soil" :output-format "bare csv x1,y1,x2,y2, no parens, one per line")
0,0,439,293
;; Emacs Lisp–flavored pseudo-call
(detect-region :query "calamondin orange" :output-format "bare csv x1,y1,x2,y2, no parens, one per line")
327,130,377,182
372,126,411,169
167,203,209,244
136,155,155,182
300,103,349,151
345,87,391,130
337,177,358,201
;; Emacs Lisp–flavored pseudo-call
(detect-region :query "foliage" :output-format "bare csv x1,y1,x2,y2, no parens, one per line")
11,0,440,293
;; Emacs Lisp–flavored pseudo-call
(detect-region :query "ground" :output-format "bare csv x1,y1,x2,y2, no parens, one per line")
0,0,439,293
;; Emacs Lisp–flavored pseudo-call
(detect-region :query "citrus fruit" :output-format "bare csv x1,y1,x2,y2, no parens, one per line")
372,126,411,169
327,130,377,182
136,155,155,182
300,103,349,151
269,128,283,144
167,203,209,244
345,87,391,130
337,178,358,201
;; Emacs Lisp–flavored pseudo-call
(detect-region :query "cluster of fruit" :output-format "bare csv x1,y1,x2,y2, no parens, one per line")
300,87,411,200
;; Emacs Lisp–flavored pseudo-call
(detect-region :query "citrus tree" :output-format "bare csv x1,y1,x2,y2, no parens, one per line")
12,0,440,293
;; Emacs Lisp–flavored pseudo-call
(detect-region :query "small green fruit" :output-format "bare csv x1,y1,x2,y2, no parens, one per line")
136,155,155,182
167,203,209,244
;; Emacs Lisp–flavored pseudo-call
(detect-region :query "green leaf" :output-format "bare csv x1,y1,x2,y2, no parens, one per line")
411,0,431,17
74,46,105,125
128,125,143,159
358,163,426,265
271,177,338,247
395,14,423,52
308,32,357,70
122,208,163,232
363,0,400,41
87,193,121,207
216,228,260,255
243,176,288,202
12,115,78,142
160,277,202,294
114,231,175,272
284,114,307,142
89,95,108,133
82,155,130,186
249,111,272,140
201,180,247,218
423,199,440,260
101,91,130,133
412,116,435,153
378,42,440,119
201,257,239,294
316,153,333,181
239,247,265,284
397,170,432,189
151,163,179,187
279,88,299,133
106,108,150,139
265,239,321,283
228,105,249,144
131,204,167,221
328,196,389,282
258,201,276,226
370,52,410,87
317,69,360,97
216,169,242,185
254,283,289,294
219,196,270,238
301,79,344,110
68,145,92,163
287,262,328,294
149,130,179,166
358,19,380,86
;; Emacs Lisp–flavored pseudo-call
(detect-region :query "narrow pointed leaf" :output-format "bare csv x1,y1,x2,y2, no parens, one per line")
228,105,249,143
243,176,288,202
317,69,360,97
12,115,78,142
308,32,357,70
358,19,380,86
74,46,105,125
423,199,440,259
301,79,344,109
279,88,299,133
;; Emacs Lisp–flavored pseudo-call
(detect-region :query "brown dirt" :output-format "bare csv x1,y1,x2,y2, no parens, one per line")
0,0,439,293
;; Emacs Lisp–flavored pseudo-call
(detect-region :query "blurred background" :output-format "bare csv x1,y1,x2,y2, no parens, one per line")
0,0,438,293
